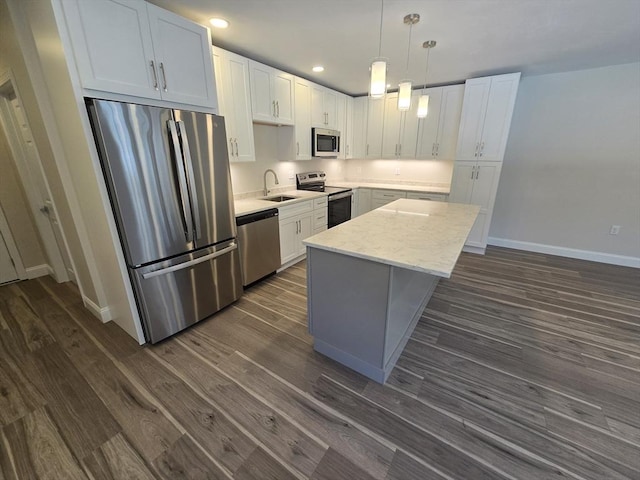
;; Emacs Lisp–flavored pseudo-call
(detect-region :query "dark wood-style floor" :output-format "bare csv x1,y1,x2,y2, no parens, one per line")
0,247,639,479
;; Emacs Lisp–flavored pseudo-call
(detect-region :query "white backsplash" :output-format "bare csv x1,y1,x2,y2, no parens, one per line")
230,124,453,197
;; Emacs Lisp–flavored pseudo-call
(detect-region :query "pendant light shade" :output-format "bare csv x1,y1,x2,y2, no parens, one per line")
397,13,419,111
417,40,436,118
397,81,412,110
370,60,387,98
417,94,429,118
370,0,387,99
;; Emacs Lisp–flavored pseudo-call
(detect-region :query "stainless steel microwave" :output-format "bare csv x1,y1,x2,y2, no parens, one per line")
312,128,340,158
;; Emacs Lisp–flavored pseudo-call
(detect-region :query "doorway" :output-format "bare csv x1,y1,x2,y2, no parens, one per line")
0,72,73,283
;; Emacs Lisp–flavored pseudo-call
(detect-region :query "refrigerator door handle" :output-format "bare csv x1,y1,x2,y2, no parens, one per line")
168,120,194,242
142,242,237,279
176,120,201,240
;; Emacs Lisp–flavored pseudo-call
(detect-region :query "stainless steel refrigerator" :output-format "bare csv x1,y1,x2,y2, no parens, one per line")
87,99,242,343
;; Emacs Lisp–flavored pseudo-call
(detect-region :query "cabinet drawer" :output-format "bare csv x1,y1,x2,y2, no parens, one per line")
313,196,328,209
312,210,327,230
278,200,313,220
371,189,407,201
406,192,447,202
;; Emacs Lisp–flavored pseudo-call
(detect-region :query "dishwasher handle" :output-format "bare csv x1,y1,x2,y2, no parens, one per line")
236,208,279,227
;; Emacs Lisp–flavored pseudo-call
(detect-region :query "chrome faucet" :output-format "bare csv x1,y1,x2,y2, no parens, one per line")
263,169,279,196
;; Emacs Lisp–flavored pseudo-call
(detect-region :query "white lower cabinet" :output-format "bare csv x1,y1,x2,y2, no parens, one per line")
371,189,407,209
449,161,502,249
312,197,328,235
278,198,327,266
356,188,372,216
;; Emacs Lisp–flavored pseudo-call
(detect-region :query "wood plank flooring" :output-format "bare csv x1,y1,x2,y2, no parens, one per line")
0,246,639,479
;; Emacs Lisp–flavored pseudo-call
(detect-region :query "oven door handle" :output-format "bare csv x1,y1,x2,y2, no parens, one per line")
328,191,353,201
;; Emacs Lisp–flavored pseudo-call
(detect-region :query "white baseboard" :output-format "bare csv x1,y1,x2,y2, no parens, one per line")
82,295,113,323
25,264,52,279
487,237,640,268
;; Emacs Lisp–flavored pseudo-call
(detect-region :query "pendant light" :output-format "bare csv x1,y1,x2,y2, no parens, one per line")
370,0,387,98
417,41,436,118
397,13,420,111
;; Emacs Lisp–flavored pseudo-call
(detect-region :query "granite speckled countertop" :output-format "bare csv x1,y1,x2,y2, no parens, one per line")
303,199,479,278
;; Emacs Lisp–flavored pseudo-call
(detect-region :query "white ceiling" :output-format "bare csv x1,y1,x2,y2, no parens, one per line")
148,0,640,96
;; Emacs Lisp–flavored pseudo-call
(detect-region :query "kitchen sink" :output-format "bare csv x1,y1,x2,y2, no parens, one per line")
263,195,298,202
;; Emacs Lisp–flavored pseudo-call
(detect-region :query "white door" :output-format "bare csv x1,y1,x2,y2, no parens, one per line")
323,90,338,129
273,72,295,125
381,95,400,158
470,163,502,213
0,89,70,282
416,87,443,159
455,78,490,160
294,79,312,160
279,217,299,265
250,61,275,123
0,230,18,285
296,214,312,255
399,92,420,158
311,85,325,127
435,85,465,160
147,4,217,108
477,75,520,161
448,161,476,204
224,52,255,162
61,0,160,99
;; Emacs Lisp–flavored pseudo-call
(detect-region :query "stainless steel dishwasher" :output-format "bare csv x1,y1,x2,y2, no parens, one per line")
236,209,281,287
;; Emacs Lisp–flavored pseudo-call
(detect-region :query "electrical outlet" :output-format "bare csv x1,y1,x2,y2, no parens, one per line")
288,170,294,180
609,225,621,235
394,167,400,175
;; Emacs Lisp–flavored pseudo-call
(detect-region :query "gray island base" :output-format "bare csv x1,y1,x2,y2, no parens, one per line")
304,199,480,383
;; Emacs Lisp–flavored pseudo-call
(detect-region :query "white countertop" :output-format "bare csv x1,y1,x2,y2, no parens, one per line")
303,199,480,278
328,181,450,195
234,189,328,216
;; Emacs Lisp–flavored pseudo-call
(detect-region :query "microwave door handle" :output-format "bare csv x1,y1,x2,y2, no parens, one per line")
168,120,194,243
176,121,201,240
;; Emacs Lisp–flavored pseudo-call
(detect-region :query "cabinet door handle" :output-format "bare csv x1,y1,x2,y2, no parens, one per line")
159,62,167,91
272,100,276,117
150,60,159,90
296,142,300,155
474,142,479,157
276,101,280,118
470,166,475,179
346,144,349,155
432,143,435,156
366,144,369,156
479,141,484,157
476,167,480,180
229,138,234,156
235,139,239,156
398,144,402,156
436,143,440,156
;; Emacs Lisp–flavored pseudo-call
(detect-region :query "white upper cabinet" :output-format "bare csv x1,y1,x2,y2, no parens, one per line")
213,47,255,162
249,61,294,125
146,5,217,108
344,96,355,159
382,92,419,159
416,85,464,160
294,77,312,160
365,98,385,158
61,0,217,109
311,85,338,129
352,97,368,159
455,73,520,161
336,94,347,159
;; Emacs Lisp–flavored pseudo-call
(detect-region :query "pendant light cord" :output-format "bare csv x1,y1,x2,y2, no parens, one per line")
405,23,414,75
421,46,431,93
377,0,384,57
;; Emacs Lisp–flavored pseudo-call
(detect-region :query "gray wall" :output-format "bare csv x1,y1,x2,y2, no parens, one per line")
491,63,640,260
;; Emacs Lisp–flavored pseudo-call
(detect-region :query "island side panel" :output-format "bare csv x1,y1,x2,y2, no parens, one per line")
307,247,390,381
384,267,439,371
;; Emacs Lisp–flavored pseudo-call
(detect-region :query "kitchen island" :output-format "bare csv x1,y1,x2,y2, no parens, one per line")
303,199,479,383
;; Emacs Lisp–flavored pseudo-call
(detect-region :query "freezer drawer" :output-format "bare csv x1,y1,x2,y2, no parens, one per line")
131,241,242,343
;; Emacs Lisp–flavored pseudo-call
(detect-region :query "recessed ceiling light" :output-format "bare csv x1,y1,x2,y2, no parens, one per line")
312,66,324,73
209,18,229,29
